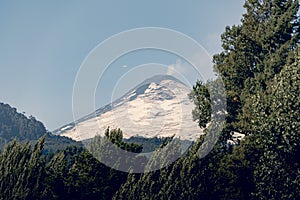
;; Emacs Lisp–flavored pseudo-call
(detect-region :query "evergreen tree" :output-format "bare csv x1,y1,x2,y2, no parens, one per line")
249,49,300,199
87,127,145,173
0,136,46,200
212,0,299,134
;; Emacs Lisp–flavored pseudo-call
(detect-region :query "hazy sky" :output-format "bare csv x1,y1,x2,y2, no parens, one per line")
0,1,245,131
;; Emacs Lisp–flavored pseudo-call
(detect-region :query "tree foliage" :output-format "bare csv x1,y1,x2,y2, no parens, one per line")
0,137,46,200
0,1,299,199
115,1,300,199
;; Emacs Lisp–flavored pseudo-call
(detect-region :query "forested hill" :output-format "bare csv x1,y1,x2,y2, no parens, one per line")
0,102,81,152
0,102,46,143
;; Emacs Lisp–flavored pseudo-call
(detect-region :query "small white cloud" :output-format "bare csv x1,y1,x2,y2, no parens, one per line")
166,50,214,84
121,65,128,68
167,59,185,76
166,64,175,75
166,56,212,85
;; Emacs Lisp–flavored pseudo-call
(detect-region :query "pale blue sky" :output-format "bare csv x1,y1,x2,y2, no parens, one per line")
0,1,245,130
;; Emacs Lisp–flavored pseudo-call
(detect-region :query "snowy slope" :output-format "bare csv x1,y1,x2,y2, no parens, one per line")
54,75,202,141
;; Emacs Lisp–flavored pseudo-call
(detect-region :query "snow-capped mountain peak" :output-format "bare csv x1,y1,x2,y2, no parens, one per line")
54,75,202,141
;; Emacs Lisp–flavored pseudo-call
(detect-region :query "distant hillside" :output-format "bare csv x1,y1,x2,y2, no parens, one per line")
0,102,81,152
0,103,46,141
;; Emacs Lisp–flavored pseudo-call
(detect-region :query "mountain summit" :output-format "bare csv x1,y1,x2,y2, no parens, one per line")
54,75,202,141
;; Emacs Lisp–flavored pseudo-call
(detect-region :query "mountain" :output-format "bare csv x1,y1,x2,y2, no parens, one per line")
0,102,81,152
0,102,46,142
54,75,203,141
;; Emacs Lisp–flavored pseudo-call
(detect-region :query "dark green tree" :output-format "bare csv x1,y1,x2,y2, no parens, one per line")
188,80,211,129
211,0,299,134
87,127,145,172
249,49,300,199
0,136,46,200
